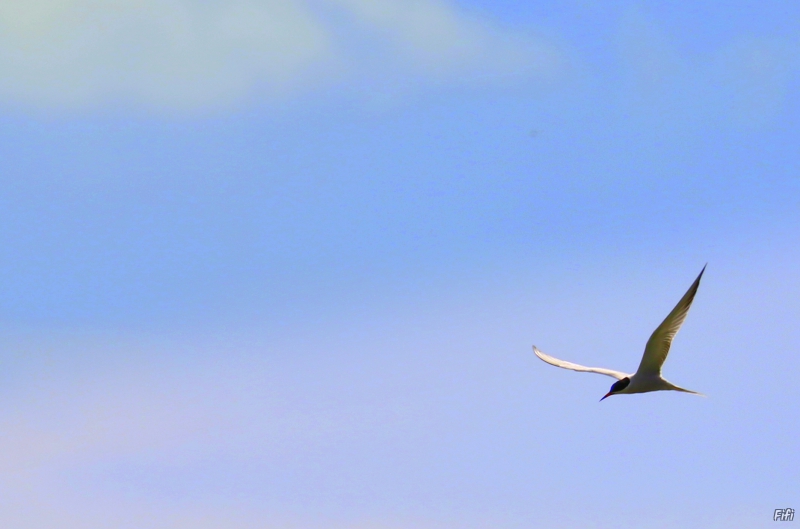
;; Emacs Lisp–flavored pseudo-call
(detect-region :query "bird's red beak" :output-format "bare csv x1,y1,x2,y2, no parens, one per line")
600,392,612,401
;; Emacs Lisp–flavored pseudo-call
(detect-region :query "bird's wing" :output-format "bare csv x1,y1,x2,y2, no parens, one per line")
636,265,706,377
533,346,627,380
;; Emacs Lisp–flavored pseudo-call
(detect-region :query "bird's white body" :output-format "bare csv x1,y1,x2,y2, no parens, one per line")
533,266,706,400
617,374,695,395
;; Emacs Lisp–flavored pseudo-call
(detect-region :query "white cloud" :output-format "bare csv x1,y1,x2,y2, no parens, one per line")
0,0,562,112
0,1,334,111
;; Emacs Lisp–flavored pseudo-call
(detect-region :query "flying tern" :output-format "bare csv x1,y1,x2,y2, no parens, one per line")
534,266,706,400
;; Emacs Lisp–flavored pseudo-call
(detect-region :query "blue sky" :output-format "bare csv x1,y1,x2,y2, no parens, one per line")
0,1,798,528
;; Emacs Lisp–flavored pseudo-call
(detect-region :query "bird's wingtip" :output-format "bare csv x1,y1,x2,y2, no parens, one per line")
693,264,707,284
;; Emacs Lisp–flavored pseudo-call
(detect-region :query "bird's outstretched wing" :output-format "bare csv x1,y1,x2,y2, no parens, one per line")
636,265,706,376
533,346,627,380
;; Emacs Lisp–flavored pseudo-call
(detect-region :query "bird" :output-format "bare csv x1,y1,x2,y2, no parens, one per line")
533,266,706,401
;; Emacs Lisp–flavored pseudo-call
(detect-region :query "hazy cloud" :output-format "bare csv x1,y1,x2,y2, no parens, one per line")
331,0,559,79
614,6,800,128
0,0,561,112
714,37,800,126
616,7,681,93
0,326,512,528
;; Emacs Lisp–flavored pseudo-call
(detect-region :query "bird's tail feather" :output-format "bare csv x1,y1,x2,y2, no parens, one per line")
673,386,706,397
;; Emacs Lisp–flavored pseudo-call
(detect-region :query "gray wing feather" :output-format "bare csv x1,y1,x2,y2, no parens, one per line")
533,346,627,380
636,265,705,376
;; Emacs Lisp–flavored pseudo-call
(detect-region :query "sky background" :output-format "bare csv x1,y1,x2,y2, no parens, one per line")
0,1,799,528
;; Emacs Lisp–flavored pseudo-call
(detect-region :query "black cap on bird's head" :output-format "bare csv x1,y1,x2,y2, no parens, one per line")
600,377,630,401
